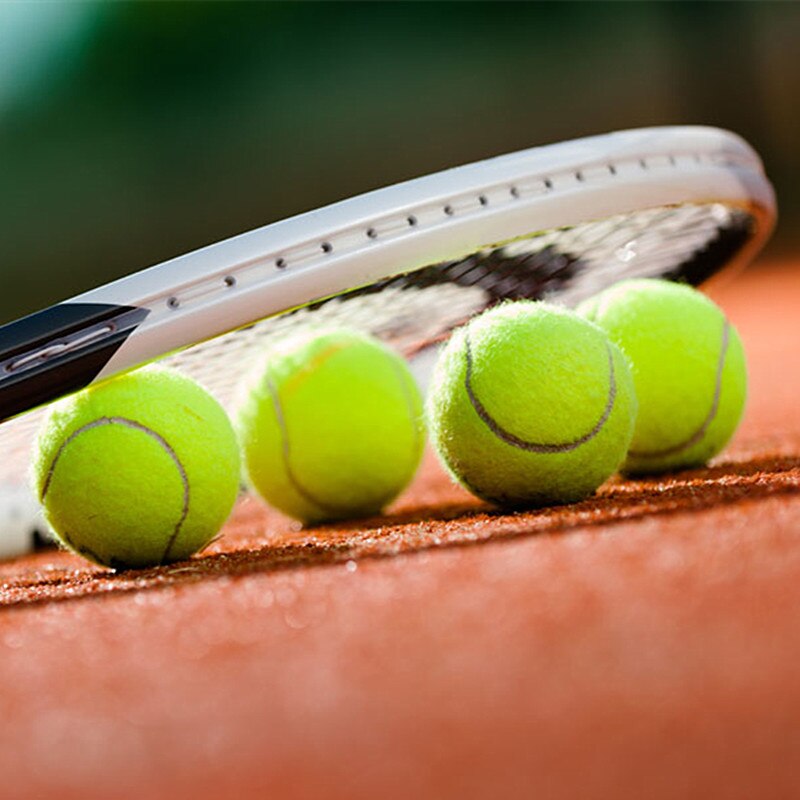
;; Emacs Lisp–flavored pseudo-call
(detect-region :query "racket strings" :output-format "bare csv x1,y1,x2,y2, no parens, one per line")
0,201,754,489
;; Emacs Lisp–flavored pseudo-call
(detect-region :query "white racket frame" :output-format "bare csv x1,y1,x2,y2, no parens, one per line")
69,125,774,383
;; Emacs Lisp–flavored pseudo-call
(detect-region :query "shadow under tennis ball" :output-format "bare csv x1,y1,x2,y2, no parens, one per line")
0,453,797,610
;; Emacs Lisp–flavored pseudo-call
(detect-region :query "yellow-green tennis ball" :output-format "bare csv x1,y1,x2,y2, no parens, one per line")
32,367,241,570
236,328,425,524
427,302,637,507
578,278,747,475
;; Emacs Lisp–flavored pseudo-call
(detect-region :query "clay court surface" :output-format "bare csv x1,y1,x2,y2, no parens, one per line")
0,260,798,799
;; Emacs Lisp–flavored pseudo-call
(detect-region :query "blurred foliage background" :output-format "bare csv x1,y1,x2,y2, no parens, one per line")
0,1,797,323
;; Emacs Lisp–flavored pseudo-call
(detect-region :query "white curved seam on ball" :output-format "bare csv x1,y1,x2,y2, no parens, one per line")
628,319,730,459
41,416,190,564
463,334,617,453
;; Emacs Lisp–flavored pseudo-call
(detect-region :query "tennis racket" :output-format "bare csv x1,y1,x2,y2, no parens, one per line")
0,125,776,553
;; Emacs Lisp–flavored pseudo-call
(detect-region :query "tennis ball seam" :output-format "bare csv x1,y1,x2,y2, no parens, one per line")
264,373,363,517
57,529,105,567
263,355,423,519
464,331,618,453
628,319,730,459
41,416,190,564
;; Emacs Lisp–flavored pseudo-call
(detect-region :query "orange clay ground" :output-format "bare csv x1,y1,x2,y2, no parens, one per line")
0,261,798,800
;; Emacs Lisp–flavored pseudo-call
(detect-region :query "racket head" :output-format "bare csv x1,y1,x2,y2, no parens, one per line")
0,125,776,496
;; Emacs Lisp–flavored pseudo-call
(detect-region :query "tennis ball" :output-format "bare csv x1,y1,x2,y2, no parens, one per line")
32,366,241,570
426,301,637,507
578,278,747,475
236,327,425,524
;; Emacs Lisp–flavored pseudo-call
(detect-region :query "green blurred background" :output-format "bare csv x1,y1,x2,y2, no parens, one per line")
0,1,797,323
